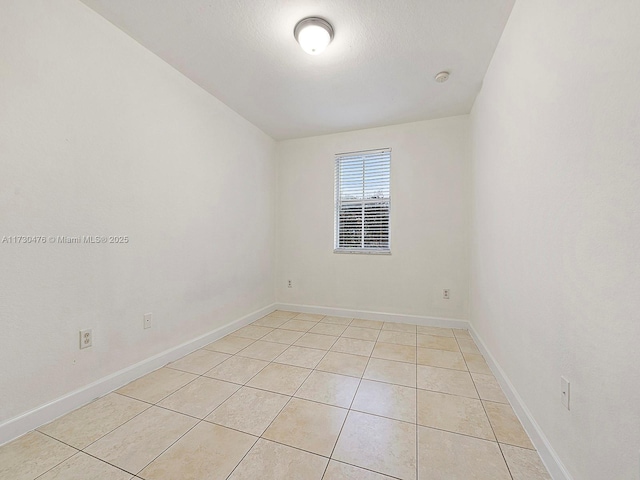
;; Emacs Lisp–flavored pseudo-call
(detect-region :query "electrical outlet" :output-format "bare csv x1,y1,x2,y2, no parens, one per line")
79,329,92,349
443,289,450,300
287,279,293,288
561,376,570,410
144,313,152,329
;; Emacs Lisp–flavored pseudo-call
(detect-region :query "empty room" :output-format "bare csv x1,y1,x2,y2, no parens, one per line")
1,1,638,479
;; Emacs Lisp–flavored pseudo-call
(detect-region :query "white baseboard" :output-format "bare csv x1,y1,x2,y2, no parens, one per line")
276,303,470,329
0,303,276,447
469,327,573,480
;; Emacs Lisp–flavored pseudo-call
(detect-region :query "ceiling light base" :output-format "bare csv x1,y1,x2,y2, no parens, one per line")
294,17,334,55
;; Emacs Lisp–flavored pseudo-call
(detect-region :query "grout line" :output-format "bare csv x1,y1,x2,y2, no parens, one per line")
30,439,79,480
156,392,495,447
325,459,406,480
73,449,143,477
128,332,282,478
454,332,515,480
78,451,135,477
123,411,203,475
222,436,260,479
218,326,503,438
220,435,409,480
59,396,157,457
222,315,335,478
88,333,274,477
226,332,335,477
320,317,376,479
130,317,318,477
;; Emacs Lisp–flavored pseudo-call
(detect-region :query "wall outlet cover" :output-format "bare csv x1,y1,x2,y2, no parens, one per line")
144,313,152,329
79,329,92,349
561,376,570,410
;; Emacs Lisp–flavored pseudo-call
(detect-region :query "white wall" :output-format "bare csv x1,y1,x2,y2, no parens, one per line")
469,1,640,479
0,0,276,423
276,117,470,320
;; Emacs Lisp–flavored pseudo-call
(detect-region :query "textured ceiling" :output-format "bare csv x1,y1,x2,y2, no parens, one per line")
80,0,515,140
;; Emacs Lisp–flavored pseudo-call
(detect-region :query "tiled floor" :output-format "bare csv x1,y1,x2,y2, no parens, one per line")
0,311,552,480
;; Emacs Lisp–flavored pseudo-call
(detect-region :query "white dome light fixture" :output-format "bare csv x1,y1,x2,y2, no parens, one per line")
294,17,334,55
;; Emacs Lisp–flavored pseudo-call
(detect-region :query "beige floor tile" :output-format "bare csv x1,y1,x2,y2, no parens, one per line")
463,353,492,374
168,349,230,375
38,393,148,449
342,326,380,341
229,439,327,480
295,371,360,408
85,406,197,474
232,325,274,339
37,452,132,480
117,368,197,404
372,342,416,363
236,340,289,361
0,431,77,480
138,422,256,480
416,325,454,337
351,379,416,423
158,377,240,418
331,337,375,356
363,358,416,388
382,322,417,333
472,373,509,403
294,312,325,321
377,330,416,346
321,316,353,325
417,347,467,371
416,365,478,398
203,335,255,354
252,315,289,328
417,334,459,352
294,332,338,350
453,328,472,339
246,363,311,395
418,426,511,480
457,337,481,354
206,387,289,436
333,411,416,480
280,319,318,332
417,390,494,441
263,398,347,456
204,356,269,384
261,328,305,345
275,345,328,368
323,460,395,479
267,310,298,319
501,444,552,480
350,318,384,330
316,351,369,378
483,401,533,449
309,322,348,336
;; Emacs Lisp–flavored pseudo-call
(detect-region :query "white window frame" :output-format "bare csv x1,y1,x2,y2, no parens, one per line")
334,148,391,255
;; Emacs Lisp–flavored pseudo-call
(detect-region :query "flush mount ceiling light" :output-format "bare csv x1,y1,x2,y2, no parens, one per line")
294,17,334,55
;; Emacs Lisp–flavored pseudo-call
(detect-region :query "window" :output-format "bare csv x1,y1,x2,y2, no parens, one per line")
334,148,391,253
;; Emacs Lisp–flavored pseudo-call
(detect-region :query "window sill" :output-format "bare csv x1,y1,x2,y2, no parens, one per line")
334,249,391,255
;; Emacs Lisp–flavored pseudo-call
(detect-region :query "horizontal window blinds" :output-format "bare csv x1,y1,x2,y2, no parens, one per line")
334,149,391,252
